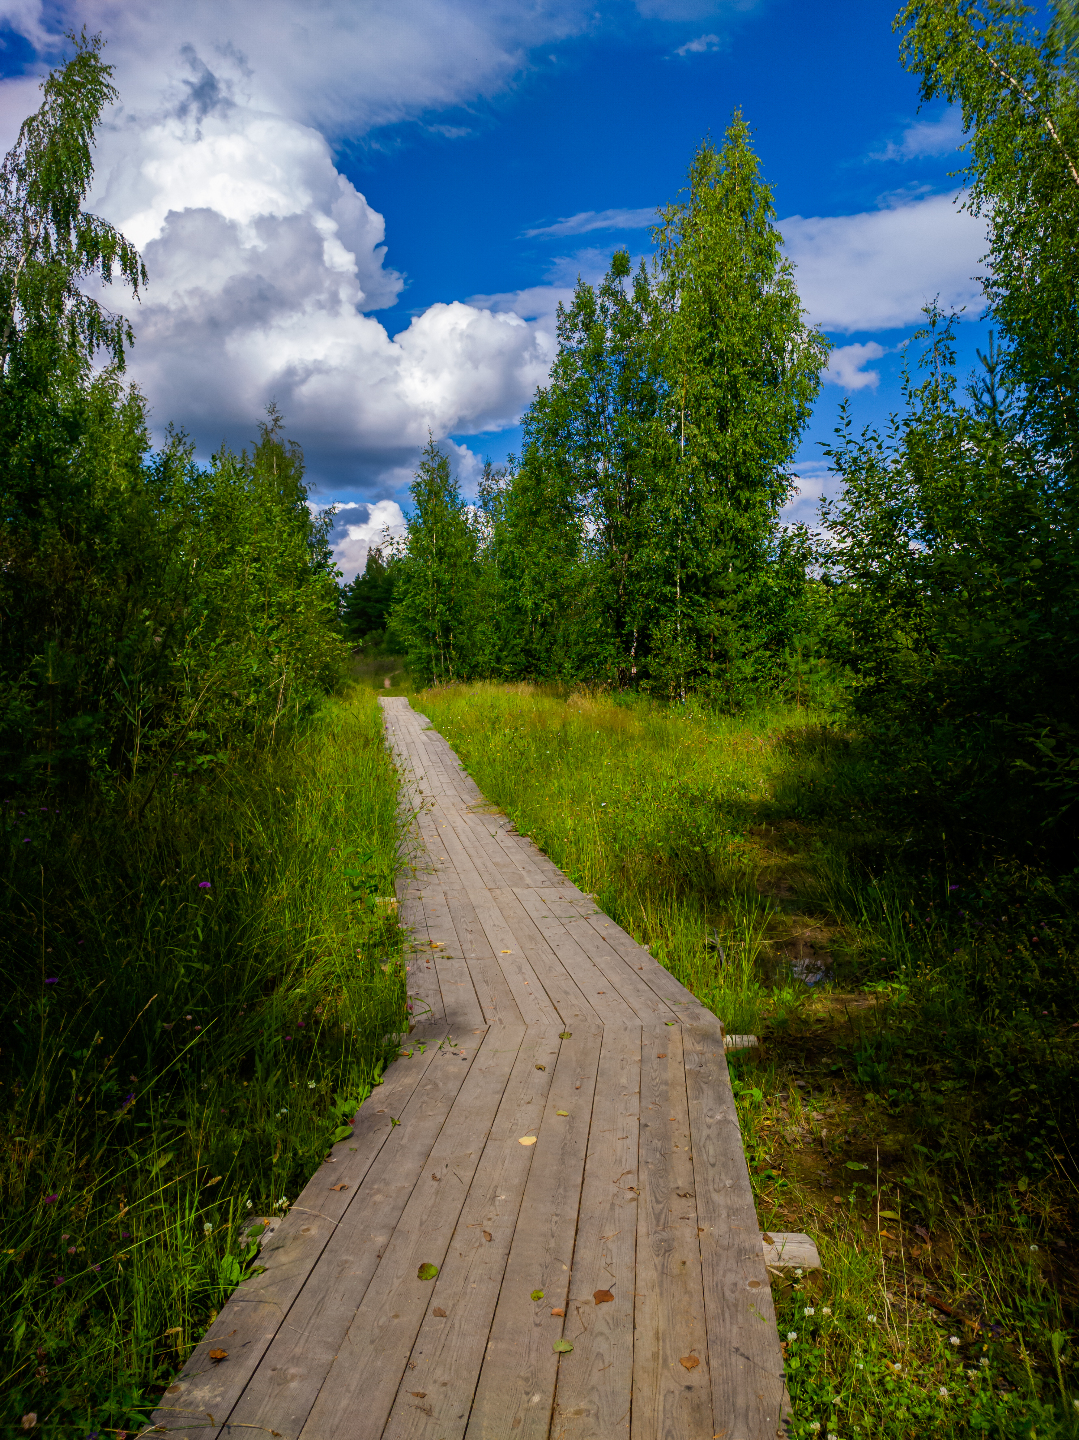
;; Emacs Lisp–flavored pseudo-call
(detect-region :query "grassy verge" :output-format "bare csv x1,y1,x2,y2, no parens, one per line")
417,680,1079,1440
1,689,407,1438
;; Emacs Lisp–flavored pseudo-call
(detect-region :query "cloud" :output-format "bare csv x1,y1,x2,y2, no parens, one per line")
870,108,966,162
824,341,886,390
781,192,987,332
330,499,407,582
524,206,657,238
674,33,724,55
781,458,839,529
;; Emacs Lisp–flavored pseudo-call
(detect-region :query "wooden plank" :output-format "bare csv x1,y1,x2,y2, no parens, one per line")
761,1233,820,1272
298,1025,526,1440
148,1041,445,1440
632,1025,715,1440
399,888,447,1033
380,1028,562,1440
550,1022,642,1439
462,890,563,1030
487,885,602,1035
443,883,526,1032
221,1041,482,1440
420,889,486,1033
683,1025,788,1440
465,1024,602,1440
584,913,723,1034
514,888,682,1030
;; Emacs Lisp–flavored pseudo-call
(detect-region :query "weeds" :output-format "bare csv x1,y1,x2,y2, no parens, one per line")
0,689,407,1437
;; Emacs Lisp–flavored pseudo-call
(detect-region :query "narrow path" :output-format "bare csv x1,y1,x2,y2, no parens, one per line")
151,698,786,1440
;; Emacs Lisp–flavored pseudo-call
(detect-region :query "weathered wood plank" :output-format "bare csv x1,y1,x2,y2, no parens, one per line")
221,1041,482,1440
378,1027,561,1440
298,1025,526,1440
148,1041,445,1440
551,1022,642,1439
487,885,602,1034
420,888,486,1033
442,883,526,1032
584,913,724,1033
683,1026,788,1440
465,1024,602,1440
632,1026,715,1440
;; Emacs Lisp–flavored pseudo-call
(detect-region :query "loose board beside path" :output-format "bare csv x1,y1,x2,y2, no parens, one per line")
148,696,787,1440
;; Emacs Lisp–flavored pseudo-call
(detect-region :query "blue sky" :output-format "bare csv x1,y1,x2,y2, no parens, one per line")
0,0,989,574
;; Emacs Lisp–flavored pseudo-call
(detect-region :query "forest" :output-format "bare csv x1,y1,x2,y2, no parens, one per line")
3,1,1079,1436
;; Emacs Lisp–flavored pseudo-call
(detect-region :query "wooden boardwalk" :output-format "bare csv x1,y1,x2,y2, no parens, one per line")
151,698,786,1440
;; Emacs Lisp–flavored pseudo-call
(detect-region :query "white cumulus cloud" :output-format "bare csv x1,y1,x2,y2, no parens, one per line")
331,499,407,583
674,33,724,55
824,341,886,391
781,192,987,332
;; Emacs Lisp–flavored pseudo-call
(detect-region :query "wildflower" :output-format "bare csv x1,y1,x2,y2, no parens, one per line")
121,1231,129,1239
45,976,58,984
245,1200,253,1210
92,1264,101,1272
979,1358,989,1369
20,1415,36,1430
308,1081,316,1088
198,881,211,889
949,1336,960,1346
44,1194,58,1204
808,1425,821,1434
821,1307,832,1316
203,1223,213,1235
787,1332,797,1342
1029,1244,1039,1252
53,1276,65,1286
794,1267,804,1277
804,1307,815,1316
939,1387,949,1400
867,1314,877,1323
828,1433,839,1440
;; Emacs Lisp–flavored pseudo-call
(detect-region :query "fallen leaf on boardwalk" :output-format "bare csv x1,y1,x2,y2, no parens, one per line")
556,1110,569,1117
483,1231,492,1241
559,1031,572,1039
410,1391,427,1398
593,1290,614,1305
535,1064,546,1070
417,1263,439,1281
519,1136,537,1146
329,1183,349,1191
500,950,512,954
656,1053,666,1059
531,1289,545,1301
680,1355,700,1371
208,1350,228,1362
551,1307,564,1317
432,1307,447,1317
553,1340,573,1353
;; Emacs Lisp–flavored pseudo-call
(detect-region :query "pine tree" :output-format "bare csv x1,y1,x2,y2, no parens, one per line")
341,546,395,644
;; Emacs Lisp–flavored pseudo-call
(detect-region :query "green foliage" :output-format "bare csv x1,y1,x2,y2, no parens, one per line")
0,691,406,1435
340,545,396,645
390,436,477,684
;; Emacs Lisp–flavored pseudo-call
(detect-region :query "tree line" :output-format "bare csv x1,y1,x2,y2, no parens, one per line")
346,0,1079,859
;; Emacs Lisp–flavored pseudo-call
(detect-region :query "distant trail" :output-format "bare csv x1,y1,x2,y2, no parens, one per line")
147,696,786,1440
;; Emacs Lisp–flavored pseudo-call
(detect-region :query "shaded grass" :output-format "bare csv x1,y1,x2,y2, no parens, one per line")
1,688,407,1437
416,680,1079,1438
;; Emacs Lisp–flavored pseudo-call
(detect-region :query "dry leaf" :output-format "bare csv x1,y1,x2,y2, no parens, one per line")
535,1063,546,1070
432,1307,447,1317
656,1053,666,1059
205,1176,222,1186
329,1183,349,1191
208,1350,228,1362
483,1230,492,1242
593,1289,614,1305
550,1307,564,1317
500,949,512,954
519,1136,537,1146
410,1392,427,1399
556,1110,569,1117
679,1355,700,1371
553,1339,573,1354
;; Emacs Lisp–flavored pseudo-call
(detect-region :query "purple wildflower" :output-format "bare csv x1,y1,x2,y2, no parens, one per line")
949,884,959,892
121,1231,129,1239
54,1277,64,1286
284,1034,292,1041
43,1194,58,1204
92,1264,101,1272
119,1093,135,1115
45,978,58,985
198,881,211,889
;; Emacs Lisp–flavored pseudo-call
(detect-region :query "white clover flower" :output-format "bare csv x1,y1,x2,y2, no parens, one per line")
1029,1244,1039,1252
787,1332,798,1342
979,1358,990,1368
808,1425,821,1435
308,1081,316,1088
939,1387,949,1400
821,1307,832,1316
867,1314,877,1323
857,1362,864,1370
203,1223,212,1234
794,1267,804,1277
805,1307,815,1316
949,1336,960,1346
828,1433,839,1440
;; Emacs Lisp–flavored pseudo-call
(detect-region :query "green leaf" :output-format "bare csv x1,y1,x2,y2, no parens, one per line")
417,1262,439,1281
531,1289,545,1301
877,1210,901,1220
553,1339,573,1354
332,1125,353,1142
845,1161,869,1171
559,1031,572,1039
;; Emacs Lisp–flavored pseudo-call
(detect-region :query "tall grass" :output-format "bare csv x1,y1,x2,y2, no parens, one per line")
1,689,407,1436
417,680,1079,1438
417,682,815,1034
